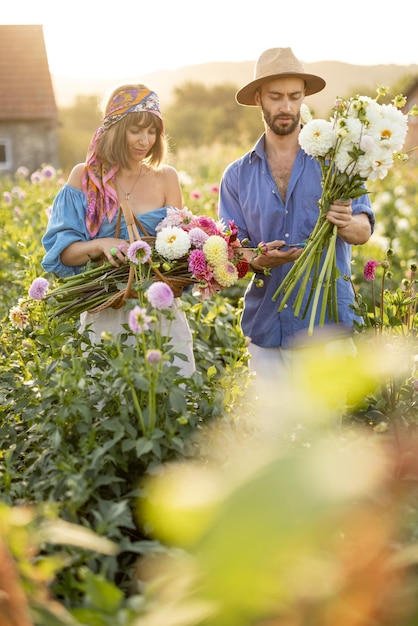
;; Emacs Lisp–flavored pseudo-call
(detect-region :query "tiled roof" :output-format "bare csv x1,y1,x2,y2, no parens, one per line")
0,24,57,121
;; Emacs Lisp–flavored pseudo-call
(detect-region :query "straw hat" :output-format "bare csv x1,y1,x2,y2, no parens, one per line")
236,47,326,106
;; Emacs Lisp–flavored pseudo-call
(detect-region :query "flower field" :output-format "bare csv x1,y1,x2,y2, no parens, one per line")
0,149,417,625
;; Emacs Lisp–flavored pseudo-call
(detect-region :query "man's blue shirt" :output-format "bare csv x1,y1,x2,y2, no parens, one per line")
218,135,375,349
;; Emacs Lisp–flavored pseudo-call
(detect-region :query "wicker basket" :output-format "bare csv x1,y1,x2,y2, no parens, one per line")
88,205,195,313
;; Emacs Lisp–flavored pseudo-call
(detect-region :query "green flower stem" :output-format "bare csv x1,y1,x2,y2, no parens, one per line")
331,258,339,324
318,225,338,330
51,292,110,319
300,255,321,320
58,261,117,281
379,267,387,336
272,218,331,308
292,245,322,316
114,340,147,435
128,376,147,435
308,224,338,335
273,241,316,304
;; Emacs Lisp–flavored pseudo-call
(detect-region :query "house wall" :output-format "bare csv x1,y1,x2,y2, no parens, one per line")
0,120,59,176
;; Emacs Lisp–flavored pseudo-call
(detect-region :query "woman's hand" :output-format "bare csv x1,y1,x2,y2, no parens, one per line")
104,239,129,266
61,238,128,268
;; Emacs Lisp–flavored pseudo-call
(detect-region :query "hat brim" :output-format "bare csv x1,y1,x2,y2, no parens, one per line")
236,73,326,106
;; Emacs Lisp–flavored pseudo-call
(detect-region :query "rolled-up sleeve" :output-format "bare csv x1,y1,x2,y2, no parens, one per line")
352,197,375,235
41,185,90,277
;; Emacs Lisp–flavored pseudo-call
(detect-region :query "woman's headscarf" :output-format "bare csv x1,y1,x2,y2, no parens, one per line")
82,87,163,237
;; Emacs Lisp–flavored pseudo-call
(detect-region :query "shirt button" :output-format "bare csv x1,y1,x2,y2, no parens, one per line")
285,233,290,238
283,304,288,308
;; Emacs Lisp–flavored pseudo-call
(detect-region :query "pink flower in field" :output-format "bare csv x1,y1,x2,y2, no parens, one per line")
28,277,49,300
128,306,152,334
210,184,219,194
364,260,380,281
188,249,207,276
3,191,12,204
190,190,202,199
127,240,152,265
15,166,29,178
146,349,162,365
41,165,57,179
146,281,174,309
30,171,42,184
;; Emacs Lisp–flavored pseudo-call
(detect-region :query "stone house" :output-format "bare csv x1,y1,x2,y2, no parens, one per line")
0,24,59,176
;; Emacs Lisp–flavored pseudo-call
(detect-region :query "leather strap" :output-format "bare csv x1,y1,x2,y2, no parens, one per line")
115,203,151,242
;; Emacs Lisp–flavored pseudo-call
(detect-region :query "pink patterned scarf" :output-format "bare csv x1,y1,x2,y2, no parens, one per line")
82,87,163,237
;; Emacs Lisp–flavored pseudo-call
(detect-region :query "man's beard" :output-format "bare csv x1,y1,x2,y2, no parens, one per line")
262,106,300,136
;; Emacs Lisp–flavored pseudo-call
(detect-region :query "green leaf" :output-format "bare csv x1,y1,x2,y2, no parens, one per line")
169,387,187,412
207,365,217,379
83,571,124,613
388,316,403,326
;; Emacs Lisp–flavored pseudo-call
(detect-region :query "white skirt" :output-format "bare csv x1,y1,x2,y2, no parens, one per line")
79,298,195,378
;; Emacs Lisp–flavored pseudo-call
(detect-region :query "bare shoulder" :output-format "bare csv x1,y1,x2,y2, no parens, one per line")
152,164,182,208
158,164,180,181
150,164,181,191
66,163,85,190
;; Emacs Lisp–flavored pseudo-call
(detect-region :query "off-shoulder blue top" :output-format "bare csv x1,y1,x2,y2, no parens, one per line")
42,184,167,278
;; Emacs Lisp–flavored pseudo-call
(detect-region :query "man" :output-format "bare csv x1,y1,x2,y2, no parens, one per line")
218,48,374,382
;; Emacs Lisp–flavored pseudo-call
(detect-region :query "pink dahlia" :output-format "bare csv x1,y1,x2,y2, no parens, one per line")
364,260,380,281
146,281,175,309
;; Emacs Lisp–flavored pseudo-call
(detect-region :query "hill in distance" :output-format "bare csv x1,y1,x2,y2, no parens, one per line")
51,59,418,117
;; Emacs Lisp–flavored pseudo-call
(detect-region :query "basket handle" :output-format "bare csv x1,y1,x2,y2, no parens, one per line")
116,202,151,242
116,203,169,284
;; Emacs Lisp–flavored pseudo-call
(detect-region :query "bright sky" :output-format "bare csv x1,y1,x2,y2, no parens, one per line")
3,0,417,79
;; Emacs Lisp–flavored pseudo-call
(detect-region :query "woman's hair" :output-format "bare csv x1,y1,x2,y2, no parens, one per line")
96,84,167,169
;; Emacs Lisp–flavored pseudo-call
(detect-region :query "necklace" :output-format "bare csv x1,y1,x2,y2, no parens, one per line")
117,164,142,201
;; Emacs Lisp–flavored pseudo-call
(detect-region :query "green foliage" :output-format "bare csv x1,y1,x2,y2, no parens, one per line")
0,165,251,616
0,148,416,624
1,289,250,594
164,82,260,150
348,251,417,428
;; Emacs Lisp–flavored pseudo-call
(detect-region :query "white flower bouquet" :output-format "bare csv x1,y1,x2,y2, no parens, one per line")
272,89,411,335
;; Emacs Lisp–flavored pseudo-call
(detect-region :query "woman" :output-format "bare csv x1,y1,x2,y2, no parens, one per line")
42,84,195,377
